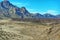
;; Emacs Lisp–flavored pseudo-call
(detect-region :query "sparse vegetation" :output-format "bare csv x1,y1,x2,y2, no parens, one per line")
0,20,60,40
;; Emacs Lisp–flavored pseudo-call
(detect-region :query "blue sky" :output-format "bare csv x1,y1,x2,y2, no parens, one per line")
0,0,60,15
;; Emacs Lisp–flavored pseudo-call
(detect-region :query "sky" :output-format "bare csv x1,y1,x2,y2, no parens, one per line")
0,0,60,15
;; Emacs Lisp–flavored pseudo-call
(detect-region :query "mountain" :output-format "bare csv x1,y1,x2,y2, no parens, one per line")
0,0,60,20
56,15,60,18
20,7,31,18
0,0,20,19
0,0,30,19
43,13,56,18
33,13,44,18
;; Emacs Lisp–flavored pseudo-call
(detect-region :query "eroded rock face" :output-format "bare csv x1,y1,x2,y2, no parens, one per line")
0,21,60,40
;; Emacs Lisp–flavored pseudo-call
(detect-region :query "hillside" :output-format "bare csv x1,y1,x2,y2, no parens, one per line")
0,20,60,40
0,0,30,19
0,0,60,40
0,0,60,20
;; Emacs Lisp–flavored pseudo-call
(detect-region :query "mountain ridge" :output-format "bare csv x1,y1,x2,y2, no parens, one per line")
0,0,60,20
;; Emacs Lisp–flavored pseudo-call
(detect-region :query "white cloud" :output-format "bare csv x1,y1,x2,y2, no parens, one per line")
40,10,59,15
27,8,59,15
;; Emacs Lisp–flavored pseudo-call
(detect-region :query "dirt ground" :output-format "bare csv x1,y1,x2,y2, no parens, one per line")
0,20,60,40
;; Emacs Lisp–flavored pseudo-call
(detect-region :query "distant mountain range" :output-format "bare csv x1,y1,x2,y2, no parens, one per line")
0,0,60,20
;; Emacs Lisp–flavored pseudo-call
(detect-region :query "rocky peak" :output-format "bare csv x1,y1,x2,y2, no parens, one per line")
20,7,30,15
20,7,27,13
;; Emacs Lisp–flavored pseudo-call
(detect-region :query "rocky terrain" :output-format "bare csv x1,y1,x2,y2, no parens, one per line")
0,0,60,40
0,0,60,19
0,20,60,40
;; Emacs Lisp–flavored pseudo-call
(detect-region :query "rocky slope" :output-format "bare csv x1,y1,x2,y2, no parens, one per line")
0,0,30,19
0,0,60,19
0,20,60,40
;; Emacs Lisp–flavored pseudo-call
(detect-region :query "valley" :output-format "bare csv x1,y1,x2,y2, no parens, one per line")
0,0,60,40
0,20,60,40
